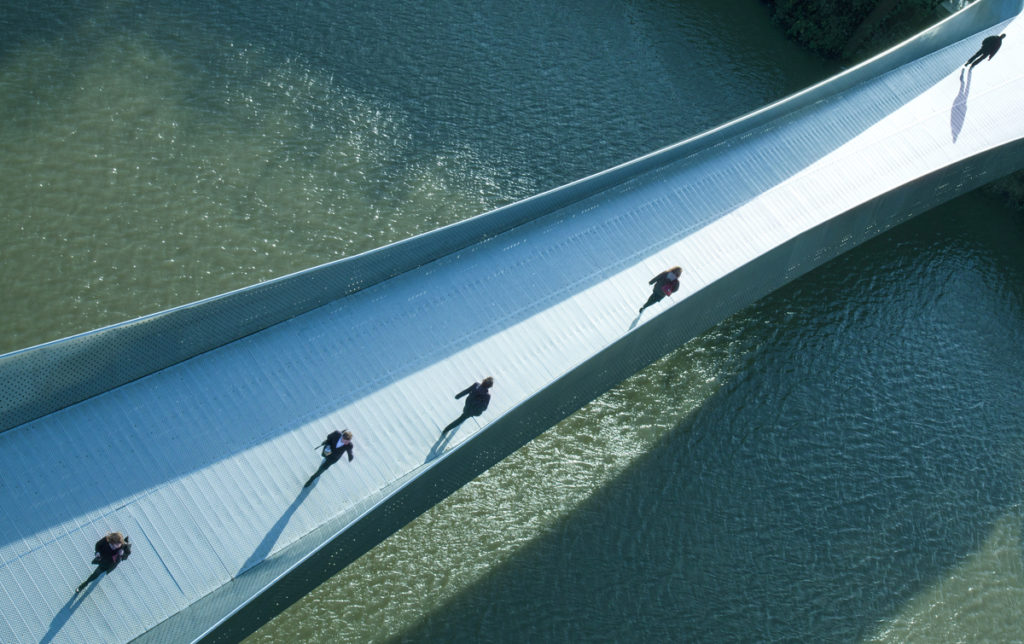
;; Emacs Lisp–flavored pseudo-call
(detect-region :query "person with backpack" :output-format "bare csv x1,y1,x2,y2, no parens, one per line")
304,430,354,487
442,377,494,434
76,532,131,593
638,266,682,314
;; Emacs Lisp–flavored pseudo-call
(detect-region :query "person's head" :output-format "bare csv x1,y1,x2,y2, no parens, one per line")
668,266,682,280
481,377,494,389
342,430,353,441
106,532,124,547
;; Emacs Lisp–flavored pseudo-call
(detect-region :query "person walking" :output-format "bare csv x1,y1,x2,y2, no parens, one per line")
76,532,131,593
442,377,494,434
965,34,1005,69
638,267,682,313
305,430,354,487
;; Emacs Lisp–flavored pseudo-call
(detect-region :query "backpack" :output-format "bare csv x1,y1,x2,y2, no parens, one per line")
322,431,342,457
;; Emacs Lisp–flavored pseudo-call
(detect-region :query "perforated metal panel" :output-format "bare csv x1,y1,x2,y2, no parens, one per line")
0,2,1022,643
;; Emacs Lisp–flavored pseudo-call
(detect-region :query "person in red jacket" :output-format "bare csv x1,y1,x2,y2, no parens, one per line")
76,532,131,593
305,430,354,487
638,266,682,313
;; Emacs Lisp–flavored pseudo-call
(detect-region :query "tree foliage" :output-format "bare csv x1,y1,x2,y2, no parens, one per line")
765,0,947,60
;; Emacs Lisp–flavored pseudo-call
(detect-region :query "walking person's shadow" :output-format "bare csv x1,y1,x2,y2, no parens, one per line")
426,428,457,463
237,485,312,576
951,67,972,143
40,585,97,644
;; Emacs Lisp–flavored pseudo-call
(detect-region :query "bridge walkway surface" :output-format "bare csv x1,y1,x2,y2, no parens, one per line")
1,1,1022,642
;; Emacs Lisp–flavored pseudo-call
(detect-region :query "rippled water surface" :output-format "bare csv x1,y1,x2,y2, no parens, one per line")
2,0,1022,642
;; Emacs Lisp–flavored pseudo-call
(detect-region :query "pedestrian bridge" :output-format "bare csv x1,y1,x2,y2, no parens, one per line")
2,1,1023,641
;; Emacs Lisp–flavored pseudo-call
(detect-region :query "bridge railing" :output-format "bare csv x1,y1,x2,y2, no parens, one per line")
1,0,1019,435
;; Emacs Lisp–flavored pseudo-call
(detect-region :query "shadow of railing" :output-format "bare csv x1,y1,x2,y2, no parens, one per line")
393,222,1024,641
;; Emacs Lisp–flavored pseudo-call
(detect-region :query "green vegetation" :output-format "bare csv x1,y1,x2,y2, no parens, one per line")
764,0,945,60
983,173,1024,210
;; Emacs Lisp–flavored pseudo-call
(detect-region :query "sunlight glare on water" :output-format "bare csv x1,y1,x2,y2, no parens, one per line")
1,0,1022,642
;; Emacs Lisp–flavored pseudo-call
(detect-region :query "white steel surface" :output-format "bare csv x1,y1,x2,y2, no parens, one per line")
1,7,1022,643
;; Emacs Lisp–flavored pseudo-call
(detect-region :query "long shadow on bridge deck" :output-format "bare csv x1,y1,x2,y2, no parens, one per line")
951,67,973,142
237,486,313,576
39,582,97,644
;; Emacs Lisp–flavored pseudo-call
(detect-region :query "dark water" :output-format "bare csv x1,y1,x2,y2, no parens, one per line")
392,195,1024,643
2,0,1022,642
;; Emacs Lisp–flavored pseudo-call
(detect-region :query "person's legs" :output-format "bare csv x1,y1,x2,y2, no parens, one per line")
304,458,335,487
966,49,985,67
442,412,471,433
76,565,106,592
639,291,665,313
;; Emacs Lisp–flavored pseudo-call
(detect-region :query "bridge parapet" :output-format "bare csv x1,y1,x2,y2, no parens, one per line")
1,2,1022,643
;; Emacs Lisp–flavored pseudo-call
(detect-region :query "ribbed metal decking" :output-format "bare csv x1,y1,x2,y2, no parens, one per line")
1,1,1022,642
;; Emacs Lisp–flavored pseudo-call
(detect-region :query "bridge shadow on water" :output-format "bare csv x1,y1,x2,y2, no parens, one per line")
398,371,1024,642
394,203,1024,643
1,6,1021,644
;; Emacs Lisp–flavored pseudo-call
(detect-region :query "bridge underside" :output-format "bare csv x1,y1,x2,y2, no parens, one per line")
0,1,1022,642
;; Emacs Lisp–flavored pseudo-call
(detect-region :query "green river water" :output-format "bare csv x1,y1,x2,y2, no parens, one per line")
1,1,1022,642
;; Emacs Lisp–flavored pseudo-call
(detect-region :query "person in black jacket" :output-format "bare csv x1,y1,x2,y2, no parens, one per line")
639,266,682,313
76,532,131,593
965,34,1005,69
442,377,494,434
305,430,354,487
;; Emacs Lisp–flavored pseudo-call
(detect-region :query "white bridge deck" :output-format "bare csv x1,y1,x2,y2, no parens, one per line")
1,1,1022,642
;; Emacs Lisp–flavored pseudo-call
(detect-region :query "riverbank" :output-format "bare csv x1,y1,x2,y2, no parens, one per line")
763,0,1023,210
